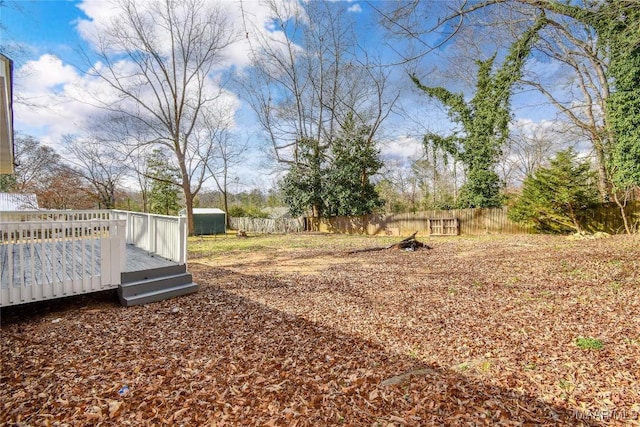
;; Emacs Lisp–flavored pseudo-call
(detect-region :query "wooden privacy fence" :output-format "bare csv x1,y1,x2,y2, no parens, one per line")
229,217,306,234
581,201,640,234
307,202,640,236
308,208,531,236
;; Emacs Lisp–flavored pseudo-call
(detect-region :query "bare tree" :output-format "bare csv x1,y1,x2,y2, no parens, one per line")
377,0,628,203
37,166,95,210
498,120,564,190
521,16,612,200
203,112,247,227
79,0,239,233
9,135,62,193
0,135,96,208
240,0,396,216
376,160,418,213
128,146,152,213
63,135,129,209
86,113,153,211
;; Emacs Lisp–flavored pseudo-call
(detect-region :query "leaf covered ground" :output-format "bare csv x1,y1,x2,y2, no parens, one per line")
1,233,639,426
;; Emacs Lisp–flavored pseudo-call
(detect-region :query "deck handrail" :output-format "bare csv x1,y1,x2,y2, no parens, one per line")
0,209,112,222
0,209,187,307
111,210,186,264
0,217,126,307
0,210,186,264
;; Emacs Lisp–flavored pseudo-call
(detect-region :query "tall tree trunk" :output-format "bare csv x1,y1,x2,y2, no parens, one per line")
223,190,230,229
567,203,582,233
613,191,632,235
183,186,195,236
593,141,611,201
178,151,195,235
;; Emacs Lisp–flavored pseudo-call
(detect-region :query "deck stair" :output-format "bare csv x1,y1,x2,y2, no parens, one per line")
119,264,198,307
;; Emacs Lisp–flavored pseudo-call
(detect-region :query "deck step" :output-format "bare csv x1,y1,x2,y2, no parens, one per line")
121,264,187,284
118,268,198,307
118,282,199,307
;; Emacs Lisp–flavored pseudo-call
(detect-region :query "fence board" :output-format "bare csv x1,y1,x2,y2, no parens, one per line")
583,201,640,234
229,217,306,234
307,202,639,236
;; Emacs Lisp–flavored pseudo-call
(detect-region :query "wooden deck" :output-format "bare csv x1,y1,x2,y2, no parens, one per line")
1,242,177,290
123,244,178,273
1,210,194,307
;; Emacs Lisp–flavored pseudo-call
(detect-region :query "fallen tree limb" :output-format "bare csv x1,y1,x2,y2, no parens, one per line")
348,231,432,254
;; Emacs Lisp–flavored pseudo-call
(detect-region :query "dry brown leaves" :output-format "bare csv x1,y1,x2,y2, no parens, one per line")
1,234,639,426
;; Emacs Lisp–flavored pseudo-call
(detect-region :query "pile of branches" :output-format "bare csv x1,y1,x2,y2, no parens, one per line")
348,232,431,254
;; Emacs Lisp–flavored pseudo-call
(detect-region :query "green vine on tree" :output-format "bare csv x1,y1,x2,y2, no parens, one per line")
412,15,546,208
604,2,640,233
515,0,639,233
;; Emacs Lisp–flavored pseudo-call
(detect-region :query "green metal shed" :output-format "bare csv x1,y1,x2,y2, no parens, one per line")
181,208,226,235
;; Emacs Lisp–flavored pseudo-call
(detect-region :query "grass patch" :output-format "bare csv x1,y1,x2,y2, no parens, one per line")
575,337,603,350
188,233,403,257
188,233,272,255
609,281,623,293
478,360,491,373
456,362,469,372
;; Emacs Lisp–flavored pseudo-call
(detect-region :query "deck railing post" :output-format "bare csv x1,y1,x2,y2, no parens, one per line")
147,213,153,255
126,211,132,244
114,219,126,285
178,215,187,265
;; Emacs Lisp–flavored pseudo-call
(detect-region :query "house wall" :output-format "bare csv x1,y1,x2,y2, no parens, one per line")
0,54,14,174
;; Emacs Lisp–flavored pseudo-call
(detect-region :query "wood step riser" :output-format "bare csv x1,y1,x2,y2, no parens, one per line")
118,282,199,307
121,264,187,284
119,273,194,297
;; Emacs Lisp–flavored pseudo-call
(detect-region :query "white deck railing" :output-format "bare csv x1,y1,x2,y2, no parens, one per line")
112,211,187,264
0,209,187,307
0,209,112,222
0,212,126,307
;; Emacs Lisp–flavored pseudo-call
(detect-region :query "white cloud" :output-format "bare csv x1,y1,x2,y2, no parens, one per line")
510,118,556,137
75,0,306,72
347,3,362,13
380,135,423,163
11,0,380,191
14,51,242,151
14,54,98,144
15,0,294,145
19,54,78,93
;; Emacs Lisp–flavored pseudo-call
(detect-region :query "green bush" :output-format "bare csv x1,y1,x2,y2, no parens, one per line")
508,149,600,233
227,206,269,218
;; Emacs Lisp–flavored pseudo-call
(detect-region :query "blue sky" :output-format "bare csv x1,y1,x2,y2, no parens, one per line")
2,0,564,190
4,1,87,47
3,0,95,72
3,0,426,189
